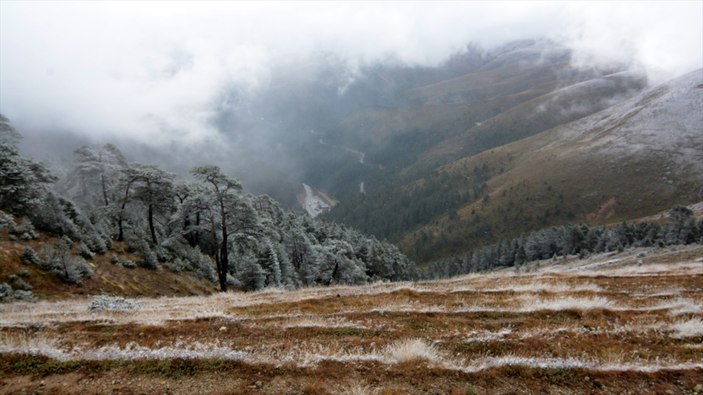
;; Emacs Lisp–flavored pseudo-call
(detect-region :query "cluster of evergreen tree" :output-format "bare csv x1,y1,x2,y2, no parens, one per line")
425,206,703,279
0,115,416,294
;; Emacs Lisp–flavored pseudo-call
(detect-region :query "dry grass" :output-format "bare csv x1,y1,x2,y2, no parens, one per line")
1,246,702,394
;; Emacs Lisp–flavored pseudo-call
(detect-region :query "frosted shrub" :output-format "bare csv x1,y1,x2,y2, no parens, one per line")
89,295,140,311
77,242,95,260
12,218,37,240
8,274,32,291
171,244,216,282
0,283,34,303
195,254,217,282
153,245,172,263
12,290,36,302
0,283,12,302
166,257,188,273
29,192,82,239
110,256,137,269
238,254,266,291
40,237,93,284
21,247,41,266
383,338,441,364
0,210,14,231
82,228,108,254
127,237,159,269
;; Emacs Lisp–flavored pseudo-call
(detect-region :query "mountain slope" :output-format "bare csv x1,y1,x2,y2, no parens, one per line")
399,69,703,259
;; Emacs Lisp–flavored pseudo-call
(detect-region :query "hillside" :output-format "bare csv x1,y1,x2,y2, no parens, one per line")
0,235,217,300
398,69,703,260
0,118,417,303
2,244,702,394
315,41,657,259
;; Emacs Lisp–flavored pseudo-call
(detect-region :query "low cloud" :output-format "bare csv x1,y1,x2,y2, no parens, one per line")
1,1,700,145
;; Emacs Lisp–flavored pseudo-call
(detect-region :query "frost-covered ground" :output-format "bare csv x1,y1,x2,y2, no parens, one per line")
1,245,702,394
558,69,703,174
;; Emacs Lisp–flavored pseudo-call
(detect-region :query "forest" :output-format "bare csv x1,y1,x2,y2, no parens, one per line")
0,114,417,302
425,205,703,279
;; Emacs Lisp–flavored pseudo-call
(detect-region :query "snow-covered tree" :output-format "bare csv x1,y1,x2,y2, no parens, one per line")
192,165,259,292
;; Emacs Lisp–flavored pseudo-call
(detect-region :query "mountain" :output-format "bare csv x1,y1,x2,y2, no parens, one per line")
397,69,703,260
9,39,697,265
315,47,700,262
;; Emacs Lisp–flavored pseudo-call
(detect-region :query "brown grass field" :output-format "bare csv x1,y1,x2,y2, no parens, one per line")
1,245,702,394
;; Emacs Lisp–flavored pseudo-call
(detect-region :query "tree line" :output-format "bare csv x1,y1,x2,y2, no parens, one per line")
425,205,703,278
0,115,417,295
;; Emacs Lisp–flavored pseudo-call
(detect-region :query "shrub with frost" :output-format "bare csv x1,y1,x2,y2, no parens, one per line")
12,219,38,240
110,256,136,269
21,247,40,266
40,236,93,284
0,283,13,302
0,210,14,231
77,242,95,260
89,295,140,311
129,237,159,270
12,289,36,302
8,274,32,291
0,283,36,303
383,338,441,364
166,257,188,272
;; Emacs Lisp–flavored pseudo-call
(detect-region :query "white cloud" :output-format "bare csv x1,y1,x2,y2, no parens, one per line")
0,1,701,144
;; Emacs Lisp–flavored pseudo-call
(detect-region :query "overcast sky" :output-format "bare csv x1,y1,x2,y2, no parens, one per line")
1,1,701,145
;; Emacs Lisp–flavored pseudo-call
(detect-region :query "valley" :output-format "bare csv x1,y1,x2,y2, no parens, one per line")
1,3,702,394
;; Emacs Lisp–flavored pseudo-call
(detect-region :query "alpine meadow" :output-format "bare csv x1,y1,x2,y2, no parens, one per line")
1,2,702,394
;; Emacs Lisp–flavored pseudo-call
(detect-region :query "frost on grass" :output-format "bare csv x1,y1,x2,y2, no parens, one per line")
465,328,513,343
89,295,140,311
283,317,366,329
337,382,375,395
521,296,615,311
383,338,441,364
0,333,71,360
657,298,703,315
82,341,248,361
473,282,603,293
669,318,703,338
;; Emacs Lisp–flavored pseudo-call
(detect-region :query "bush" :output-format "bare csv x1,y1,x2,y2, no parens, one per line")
0,282,34,303
77,242,95,260
29,193,81,239
153,245,172,263
0,210,14,231
237,256,266,291
89,295,140,311
13,290,36,302
8,274,32,291
165,243,216,282
82,228,108,254
0,283,13,302
21,247,41,266
110,256,137,269
166,258,188,273
127,237,159,270
40,237,93,284
12,219,38,240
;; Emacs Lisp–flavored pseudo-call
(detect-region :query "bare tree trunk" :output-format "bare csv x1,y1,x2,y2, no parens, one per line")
218,220,228,292
101,174,109,206
148,203,157,245
117,180,134,242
